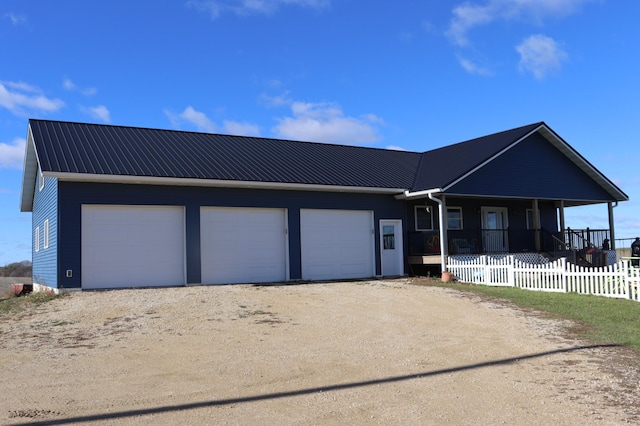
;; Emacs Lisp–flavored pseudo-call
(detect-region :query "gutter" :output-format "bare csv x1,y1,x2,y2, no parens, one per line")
396,188,448,272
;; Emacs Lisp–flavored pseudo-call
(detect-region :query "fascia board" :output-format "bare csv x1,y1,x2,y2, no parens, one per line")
45,172,408,195
537,126,629,202
441,192,619,204
19,125,38,212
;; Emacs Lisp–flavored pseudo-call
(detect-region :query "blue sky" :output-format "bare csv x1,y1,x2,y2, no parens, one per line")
1,0,638,264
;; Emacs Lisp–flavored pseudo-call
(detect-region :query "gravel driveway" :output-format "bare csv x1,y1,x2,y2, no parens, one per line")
0,278,638,425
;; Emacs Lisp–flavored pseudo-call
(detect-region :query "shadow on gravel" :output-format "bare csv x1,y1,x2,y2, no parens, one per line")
12,344,620,426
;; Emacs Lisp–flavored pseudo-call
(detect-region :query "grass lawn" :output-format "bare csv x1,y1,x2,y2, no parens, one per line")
416,278,640,352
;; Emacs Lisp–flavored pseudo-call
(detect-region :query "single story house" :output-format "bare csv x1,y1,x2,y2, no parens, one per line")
20,119,628,291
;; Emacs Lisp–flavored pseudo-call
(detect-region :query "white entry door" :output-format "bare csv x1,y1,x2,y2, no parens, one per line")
481,207,509,253
380,220,403,276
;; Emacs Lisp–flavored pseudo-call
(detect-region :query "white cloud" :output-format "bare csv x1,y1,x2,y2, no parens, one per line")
516,34,567,79
4,13,26,26
273,101,381,144
83,105,111,123
63,78,97,96
447,0,593,46
457,55,493,76
0,81,64,116
165,106,261,136
386,145,406,151
188,0,330,19
222,120,261,136
0,138,26,169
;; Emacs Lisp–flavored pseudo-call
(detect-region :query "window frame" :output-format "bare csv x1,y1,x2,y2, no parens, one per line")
35,226,40,252
414,205,434,231
526,209,541,230
44,219,49,249
447,207,463,230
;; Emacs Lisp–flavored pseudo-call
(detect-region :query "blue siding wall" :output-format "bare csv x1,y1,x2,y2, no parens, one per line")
448,133,614,201
32,175,58,288
58,182,407,288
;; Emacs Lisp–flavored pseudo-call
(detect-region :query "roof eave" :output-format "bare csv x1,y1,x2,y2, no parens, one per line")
46,172,408,195
19,124,38,212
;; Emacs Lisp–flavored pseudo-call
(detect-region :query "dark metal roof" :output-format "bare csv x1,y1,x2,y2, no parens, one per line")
29,119,422,189
411,122,543,191
21,119,628,212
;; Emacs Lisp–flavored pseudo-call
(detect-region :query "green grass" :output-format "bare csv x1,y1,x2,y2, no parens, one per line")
417,278,640,352
0,291,64,317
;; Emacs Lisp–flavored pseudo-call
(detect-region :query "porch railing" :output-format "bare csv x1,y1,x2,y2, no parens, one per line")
409,228,611,265
409,228,575,256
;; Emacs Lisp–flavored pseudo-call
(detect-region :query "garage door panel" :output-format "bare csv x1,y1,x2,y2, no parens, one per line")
82,205,185,289
301,209,374,281
201,207,287,285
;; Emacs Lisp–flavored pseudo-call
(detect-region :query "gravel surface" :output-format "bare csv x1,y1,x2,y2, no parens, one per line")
0,278,638,425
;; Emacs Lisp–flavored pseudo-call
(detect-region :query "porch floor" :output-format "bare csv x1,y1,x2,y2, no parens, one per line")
408,255,442,265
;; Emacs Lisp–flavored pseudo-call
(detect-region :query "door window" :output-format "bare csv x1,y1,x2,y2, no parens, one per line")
383,225,395,249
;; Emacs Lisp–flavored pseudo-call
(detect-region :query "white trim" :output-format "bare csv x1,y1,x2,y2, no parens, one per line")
43,219,49,249
395,188,442,200
39,168,45,191
43,171,407,195
35,226,40,252
20,125,38,212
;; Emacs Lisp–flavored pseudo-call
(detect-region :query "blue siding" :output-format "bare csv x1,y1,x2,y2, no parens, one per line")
32,175,58,288
58,182,408,288
447,133,614,201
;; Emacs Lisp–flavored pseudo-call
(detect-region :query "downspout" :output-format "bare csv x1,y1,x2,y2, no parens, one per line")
428,192,448,272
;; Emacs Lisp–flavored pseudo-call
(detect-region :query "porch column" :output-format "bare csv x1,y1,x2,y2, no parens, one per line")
532,199,541,251
439,194,448,269
558,200,566,245
608,202,616,250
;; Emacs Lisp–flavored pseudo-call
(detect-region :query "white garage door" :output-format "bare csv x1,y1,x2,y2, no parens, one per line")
201,207,288,284
301,209,375,281
82,205,185,289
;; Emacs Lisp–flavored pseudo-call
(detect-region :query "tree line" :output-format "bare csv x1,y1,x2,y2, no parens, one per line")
0,261,32,277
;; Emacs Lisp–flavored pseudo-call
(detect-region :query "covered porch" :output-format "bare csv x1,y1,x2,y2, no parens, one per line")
402,192,620,271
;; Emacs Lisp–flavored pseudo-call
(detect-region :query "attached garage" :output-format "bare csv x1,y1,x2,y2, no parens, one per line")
300,209,375,281
81,205,186,289
200,207,288,284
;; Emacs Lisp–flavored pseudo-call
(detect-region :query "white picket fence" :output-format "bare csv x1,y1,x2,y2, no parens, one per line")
447,254,640,302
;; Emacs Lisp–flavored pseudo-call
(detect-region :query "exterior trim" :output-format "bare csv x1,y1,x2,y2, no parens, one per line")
45,171,407,195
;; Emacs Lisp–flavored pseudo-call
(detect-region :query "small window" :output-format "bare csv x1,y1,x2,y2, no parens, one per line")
39,169,45,191
35,226,40,252
44,219,49,249
415,206,433,231
383,225,395,250
447,207,463,230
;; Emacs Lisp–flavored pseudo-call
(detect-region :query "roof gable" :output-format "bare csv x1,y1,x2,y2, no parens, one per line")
411,122,542,191
447,131,616,203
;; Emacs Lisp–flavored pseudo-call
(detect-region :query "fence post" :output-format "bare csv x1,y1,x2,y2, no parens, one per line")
508,255,515,287
560,257,567,293
483,255,488,285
